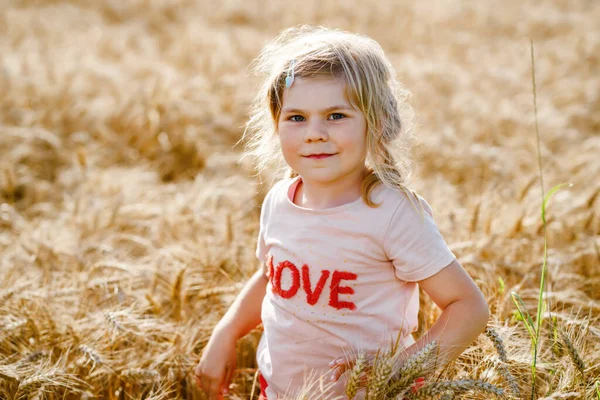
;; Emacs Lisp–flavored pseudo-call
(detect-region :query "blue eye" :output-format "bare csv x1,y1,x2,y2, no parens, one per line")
329,113,345,120
289,115,305,122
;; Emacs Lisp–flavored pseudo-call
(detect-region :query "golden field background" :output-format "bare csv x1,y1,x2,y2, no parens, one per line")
0,0,599,399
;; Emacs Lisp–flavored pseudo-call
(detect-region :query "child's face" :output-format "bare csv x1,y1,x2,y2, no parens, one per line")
278,76,368,186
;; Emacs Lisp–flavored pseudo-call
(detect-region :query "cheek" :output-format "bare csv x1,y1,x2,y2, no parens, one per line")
278,131,298,157
338,128,367,157
355,125,368,158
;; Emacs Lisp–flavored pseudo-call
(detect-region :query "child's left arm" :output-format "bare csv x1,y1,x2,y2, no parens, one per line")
330,259,489,381
405,258,490,365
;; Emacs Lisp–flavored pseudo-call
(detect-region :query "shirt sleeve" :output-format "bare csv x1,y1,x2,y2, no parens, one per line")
383,194,455,282
255,184,275,263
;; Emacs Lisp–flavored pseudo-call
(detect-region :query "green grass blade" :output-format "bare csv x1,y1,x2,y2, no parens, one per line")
540,183,572,224
511,292,537,343
535,183,571,342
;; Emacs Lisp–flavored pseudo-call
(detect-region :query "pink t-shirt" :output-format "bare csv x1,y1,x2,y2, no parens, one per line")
255,176,455,399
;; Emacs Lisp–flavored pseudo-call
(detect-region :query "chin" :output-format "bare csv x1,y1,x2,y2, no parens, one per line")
300,172,343,184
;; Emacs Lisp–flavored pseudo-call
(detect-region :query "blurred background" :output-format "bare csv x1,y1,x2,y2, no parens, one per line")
0,0,598,399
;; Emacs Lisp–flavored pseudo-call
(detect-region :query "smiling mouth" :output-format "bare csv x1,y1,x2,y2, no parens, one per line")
304,153,336,160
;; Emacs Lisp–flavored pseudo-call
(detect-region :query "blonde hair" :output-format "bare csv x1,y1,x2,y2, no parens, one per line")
243,25,418,208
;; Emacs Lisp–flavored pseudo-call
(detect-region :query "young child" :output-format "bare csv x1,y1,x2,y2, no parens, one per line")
194,25,490,400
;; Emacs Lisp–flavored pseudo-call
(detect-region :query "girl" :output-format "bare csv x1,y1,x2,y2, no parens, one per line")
195,25,490,400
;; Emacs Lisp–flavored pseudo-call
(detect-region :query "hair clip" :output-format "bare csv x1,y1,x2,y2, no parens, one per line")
285,59,295,88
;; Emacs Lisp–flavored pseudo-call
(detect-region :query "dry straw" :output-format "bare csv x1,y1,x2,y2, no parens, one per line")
0,1,598,399
406,379,506,399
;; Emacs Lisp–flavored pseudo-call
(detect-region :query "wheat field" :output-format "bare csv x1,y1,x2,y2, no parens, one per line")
0,0,598,399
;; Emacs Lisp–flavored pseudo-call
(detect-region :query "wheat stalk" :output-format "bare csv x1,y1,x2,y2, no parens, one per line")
345,353,366,399
470,200,481,233
406,379,506,399
105,311,125,332
121,368,160,382
518,175,538,201
559,328,585,379
368,356,394,399
439,391,455,400
484,327,520,395
19,351,49,366
194,285,241,299
145,292,162,314
171,268,186,320
78,345,103,365
485,327,508,363
586,187,600,208
493,358,520,397
385,341,437,399
29,383,47,400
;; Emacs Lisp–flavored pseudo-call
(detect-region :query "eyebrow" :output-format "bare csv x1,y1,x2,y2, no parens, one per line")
281,105,354,114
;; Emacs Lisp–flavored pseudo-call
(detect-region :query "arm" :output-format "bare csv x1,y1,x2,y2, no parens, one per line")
195,268,268,399
402,259,490,368
329,259,489,382
214,268,268,339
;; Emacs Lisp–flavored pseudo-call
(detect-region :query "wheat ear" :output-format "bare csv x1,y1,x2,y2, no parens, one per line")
484,328,520,396
485,327,508,363
385,341,438,398
345,353,367,399
368,355,394,399
559,328,585,379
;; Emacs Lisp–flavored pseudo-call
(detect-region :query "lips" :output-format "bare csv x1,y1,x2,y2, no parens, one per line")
304,153,336,160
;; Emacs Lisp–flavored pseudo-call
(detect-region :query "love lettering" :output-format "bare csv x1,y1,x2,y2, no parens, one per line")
266,255,357,311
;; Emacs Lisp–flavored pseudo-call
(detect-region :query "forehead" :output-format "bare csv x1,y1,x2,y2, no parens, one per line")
281,76,353,110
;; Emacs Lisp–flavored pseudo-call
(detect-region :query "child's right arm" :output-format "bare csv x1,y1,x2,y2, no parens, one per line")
194,268,268,399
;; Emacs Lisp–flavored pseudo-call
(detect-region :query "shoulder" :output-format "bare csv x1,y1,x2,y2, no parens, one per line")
370,183,426,213
261,177,296,208
372,184,437,229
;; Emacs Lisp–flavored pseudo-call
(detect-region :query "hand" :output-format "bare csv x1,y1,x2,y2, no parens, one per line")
194,327,238,399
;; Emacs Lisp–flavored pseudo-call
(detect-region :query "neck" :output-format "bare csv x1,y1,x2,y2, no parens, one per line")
295,168,368,209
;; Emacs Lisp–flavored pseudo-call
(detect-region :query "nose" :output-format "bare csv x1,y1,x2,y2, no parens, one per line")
304,119,328,143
